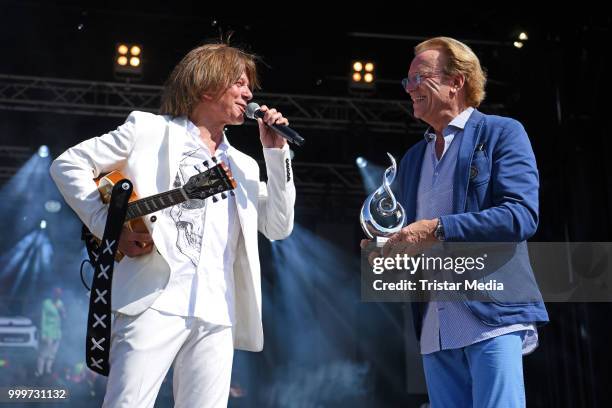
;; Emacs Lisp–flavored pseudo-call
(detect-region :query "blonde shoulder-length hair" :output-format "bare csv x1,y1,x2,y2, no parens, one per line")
415,37,487,107
160,42,259,117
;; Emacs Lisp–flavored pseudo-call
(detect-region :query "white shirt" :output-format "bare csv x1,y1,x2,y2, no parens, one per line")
151,120,240,326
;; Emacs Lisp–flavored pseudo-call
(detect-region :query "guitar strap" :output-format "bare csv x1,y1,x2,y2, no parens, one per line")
82,179,132,376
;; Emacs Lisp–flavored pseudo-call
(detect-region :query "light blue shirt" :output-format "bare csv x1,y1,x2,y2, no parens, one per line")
416,107,538,355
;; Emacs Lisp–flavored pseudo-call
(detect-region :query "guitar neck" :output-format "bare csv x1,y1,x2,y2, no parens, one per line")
125,188,187,221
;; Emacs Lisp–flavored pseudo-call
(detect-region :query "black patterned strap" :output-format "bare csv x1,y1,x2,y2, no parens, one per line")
83,179,132,376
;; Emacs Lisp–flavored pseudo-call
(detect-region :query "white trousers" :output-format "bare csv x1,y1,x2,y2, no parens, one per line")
102,308,234,408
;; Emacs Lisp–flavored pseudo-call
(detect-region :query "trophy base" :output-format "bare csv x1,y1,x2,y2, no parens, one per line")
375,236,389,247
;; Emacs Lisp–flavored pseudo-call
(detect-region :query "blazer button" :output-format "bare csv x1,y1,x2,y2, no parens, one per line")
469,166,478,180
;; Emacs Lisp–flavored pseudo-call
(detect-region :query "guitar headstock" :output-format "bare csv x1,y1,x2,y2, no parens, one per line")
183,162,237,200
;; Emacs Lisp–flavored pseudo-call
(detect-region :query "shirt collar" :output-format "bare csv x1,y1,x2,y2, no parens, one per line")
422,107,475,142
448,107,474,130
185,118,231,153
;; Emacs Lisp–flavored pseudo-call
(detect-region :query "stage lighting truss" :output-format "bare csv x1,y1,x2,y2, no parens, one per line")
0,74,448,135
0,145,31,182
0,74,508,135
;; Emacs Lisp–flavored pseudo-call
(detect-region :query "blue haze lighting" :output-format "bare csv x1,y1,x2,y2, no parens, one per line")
356,156,385,194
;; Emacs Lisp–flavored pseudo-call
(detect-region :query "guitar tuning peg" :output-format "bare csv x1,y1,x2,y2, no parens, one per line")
211,156,218,164
221,192,227,200
212,195,219,203
229,190,235,197
202,160,209,168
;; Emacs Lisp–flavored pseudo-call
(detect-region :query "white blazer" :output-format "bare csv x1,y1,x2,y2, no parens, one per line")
50,111,295,351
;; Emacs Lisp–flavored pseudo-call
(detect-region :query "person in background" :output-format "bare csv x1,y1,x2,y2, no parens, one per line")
35,286,65,376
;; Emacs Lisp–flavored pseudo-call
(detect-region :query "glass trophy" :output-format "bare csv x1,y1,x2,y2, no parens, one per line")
360,153,406,246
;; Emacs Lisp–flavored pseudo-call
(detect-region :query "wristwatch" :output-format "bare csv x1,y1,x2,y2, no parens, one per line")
434,219,445,241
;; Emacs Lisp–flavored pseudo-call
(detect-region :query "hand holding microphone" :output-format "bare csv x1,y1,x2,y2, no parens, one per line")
245,102,305,147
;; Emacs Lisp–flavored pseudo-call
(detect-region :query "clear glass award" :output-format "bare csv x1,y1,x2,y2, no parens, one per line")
360,153,406,246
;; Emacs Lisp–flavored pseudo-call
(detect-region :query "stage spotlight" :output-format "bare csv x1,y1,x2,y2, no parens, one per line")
38,145,49,158
350,60,375,94
513,41,524,49
114,42,143,79
44,200,62,213
356,157,368,168
518,32,528,41
2,221,55,297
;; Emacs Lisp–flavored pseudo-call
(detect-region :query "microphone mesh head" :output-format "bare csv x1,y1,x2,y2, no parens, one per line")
245,102,260,119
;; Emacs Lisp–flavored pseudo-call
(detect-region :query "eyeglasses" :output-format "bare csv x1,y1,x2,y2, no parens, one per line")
401,72,443,91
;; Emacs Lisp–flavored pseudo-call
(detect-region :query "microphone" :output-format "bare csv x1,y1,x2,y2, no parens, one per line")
245,102,305,146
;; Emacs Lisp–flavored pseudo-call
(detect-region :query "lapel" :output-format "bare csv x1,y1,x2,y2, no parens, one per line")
167,117,188,190
150,116,188,262
452,109,485,213
226,146,255,239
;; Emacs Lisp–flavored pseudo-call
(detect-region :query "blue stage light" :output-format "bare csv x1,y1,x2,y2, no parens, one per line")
38,145,49,158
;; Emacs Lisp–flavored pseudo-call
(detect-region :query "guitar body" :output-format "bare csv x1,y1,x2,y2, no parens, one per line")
96,171,149,234
95,171,148,261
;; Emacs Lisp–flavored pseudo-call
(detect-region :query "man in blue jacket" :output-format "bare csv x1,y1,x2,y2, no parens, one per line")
385,37,549,407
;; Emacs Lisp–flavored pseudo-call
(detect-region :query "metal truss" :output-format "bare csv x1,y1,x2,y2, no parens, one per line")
0,74,163,119
290,162,365,210
0,74,425,134
0,74,379,207
291,162,362,196
0,166,21,181
0,74,506,209
0,145,31,160
0,146,31,182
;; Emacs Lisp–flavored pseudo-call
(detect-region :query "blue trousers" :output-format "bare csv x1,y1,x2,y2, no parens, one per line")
422,332,525,408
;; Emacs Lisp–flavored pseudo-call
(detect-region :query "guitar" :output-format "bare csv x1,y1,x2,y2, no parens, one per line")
94,161,237,261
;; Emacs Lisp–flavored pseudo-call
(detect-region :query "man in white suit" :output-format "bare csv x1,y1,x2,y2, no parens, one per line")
50,42,295,407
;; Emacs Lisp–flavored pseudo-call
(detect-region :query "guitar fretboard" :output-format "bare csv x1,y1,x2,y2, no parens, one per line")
125,189,186,220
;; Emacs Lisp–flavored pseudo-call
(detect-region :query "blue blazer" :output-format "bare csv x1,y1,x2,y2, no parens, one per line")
397,109,549,339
